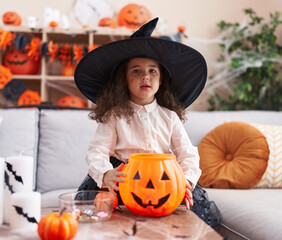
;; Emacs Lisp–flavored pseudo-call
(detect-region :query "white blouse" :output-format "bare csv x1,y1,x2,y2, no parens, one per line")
86,99,201,189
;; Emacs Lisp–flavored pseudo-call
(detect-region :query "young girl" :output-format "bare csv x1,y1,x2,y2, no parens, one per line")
75,18,221,227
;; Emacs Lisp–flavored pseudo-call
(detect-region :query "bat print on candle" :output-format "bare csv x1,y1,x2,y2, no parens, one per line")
4,171,15,194
13,205,38,224
5,161,24,184
10,191,41,230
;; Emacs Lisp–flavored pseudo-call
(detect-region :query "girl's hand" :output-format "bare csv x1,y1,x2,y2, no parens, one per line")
184,180,193,210
102,164,125,192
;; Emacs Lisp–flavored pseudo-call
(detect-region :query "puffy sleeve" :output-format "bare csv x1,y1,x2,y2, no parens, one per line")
170,112,201,189
86,116,117,188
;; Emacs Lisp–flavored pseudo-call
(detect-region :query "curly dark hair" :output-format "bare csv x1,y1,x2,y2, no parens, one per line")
89,58,186,123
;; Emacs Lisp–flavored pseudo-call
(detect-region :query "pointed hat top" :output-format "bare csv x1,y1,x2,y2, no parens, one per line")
130,17,158,39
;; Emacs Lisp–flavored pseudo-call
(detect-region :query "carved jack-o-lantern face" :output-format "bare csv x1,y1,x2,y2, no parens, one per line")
119,153,186,217
17,90,42,106
4,48,41,75
2,12,22,25
0,65,12,89
57,96,87,108
98,17,116,28
118,4,152,29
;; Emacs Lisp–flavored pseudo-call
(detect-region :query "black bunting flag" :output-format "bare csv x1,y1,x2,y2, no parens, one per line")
13,205,38,224
5,161,23,184
4,171,15,194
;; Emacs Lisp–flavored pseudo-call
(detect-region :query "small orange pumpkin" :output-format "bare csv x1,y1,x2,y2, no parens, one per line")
4,48,41,75
49,21,58,28
38,209,78,240
0,65,13,89
98,18,116,28
2,11,22,25
94,192,118,212
119,153,186,217
61,63,76,76
118,4,152,29
18,90,42,106
57,96,87,108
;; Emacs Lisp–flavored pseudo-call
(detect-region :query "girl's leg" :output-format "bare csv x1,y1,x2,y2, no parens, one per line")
190,184,222,229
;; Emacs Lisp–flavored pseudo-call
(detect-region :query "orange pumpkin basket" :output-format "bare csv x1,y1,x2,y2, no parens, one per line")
119,153,186,217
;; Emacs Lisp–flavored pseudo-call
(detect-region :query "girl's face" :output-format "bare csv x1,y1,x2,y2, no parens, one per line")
126,58,161,106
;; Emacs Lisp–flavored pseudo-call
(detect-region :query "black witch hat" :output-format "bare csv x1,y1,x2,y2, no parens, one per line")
74,18,207,108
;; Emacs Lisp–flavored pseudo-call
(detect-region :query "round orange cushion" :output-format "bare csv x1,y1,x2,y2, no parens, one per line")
198,121,269,189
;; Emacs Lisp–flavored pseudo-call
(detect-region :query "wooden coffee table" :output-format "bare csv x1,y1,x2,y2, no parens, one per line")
0,206,223,239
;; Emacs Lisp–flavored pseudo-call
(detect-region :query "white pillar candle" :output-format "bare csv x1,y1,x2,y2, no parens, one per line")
3,155,34,224
10,191,41,231
0,157,4,226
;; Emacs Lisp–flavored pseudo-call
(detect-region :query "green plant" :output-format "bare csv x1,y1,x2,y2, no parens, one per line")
208,8,282,111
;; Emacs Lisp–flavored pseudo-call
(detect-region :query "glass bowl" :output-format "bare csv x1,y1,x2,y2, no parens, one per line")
58,190,115,223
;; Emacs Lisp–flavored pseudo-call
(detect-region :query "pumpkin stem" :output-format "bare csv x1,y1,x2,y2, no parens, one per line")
60,207,66,217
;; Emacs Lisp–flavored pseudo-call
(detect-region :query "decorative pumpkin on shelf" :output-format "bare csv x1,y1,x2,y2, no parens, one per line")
118,4,152,29
2,11,22,25
61,62,76,76
0,65,13,89
17,90,42,106
38,209,78,240
119,153,186,217
57,96,87,108
4,48,41,75
98,17,116,28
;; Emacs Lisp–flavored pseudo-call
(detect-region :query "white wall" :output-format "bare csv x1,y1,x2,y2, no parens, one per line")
1,0,282,110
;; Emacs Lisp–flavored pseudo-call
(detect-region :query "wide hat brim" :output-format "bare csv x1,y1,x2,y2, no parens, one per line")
75,19,207,108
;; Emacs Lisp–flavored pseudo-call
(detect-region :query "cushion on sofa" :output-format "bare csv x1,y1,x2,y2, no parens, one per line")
198,121,269,189
0,108,39,188
252,123,282,188
36,109,97,193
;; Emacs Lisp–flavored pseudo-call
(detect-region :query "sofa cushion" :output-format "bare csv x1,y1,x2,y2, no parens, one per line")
198,121,269,189
36,109,97,193
252,123,282,188
0,108,39,188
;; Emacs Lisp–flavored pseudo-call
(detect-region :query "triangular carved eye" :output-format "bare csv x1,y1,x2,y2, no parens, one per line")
133,171,141,180
161,171,170,180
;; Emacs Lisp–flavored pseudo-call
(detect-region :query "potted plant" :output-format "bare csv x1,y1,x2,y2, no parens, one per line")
208,9,282,111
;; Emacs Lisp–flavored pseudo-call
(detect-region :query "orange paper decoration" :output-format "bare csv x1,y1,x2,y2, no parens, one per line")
0,65,12,89
0,31,15,50
18,90,42,106
119,153,186,217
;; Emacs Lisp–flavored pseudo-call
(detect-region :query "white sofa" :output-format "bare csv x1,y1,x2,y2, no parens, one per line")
0,108,281,240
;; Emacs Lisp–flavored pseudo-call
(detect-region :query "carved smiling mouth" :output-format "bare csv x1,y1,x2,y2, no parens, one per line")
125,20,145,27
7,59,28,65
131,192,170,208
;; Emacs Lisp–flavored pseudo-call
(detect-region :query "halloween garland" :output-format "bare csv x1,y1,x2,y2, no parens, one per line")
0,30,98,65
